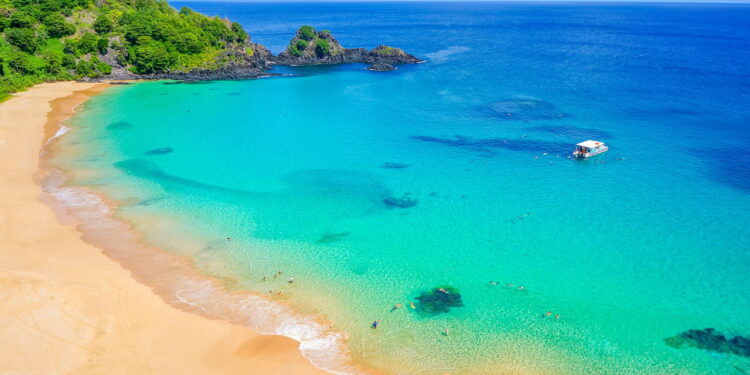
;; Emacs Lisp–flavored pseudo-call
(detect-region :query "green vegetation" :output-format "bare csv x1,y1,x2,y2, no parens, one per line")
1,0,253,100
298,25,315,41
285,26,335,58
314,38,330,57
374,46,396,56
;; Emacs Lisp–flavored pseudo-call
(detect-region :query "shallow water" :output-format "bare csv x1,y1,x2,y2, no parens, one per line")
50,2,750,374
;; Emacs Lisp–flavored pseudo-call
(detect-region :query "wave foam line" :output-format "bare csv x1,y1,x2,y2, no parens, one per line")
40,167,365,375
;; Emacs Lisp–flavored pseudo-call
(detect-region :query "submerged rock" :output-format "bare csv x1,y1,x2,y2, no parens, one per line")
414,286,463,316
383,194,417,208
487,98,566,121
366,63,396,72
380,162,411,169
665,328,750,357
106,121,132,130
317,231,351,244
144,147,174,155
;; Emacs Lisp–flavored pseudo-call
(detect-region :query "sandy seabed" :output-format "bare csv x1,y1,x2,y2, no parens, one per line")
0,82,330,375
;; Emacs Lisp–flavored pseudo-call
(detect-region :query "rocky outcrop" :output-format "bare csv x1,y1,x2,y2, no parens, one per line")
95,26,420,82
98,43,274,81
273,26,422,70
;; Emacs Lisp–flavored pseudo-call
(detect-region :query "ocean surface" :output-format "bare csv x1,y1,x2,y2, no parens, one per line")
49,2,750,374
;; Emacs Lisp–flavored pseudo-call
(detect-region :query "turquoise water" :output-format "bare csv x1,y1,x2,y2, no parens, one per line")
50,2,750,374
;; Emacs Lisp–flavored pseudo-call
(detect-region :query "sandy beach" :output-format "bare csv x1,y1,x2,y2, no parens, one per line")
0,82,330,375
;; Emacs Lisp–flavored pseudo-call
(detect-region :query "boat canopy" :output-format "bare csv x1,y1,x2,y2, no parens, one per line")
576,140,604,148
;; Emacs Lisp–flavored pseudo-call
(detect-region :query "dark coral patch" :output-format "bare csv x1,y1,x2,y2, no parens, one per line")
380,162,411,169
665,328,750,357
414,286,463,316
383,194,417,208
106,121,132,130
411,135,570,156
317,231,351,244
485,98,567,121
145,147,174,155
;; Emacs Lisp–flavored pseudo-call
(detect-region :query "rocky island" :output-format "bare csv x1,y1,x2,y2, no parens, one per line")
274,26,422,71
0,0,422,99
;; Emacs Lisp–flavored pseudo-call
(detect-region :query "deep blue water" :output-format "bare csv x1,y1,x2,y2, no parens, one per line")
54,2,750,374
174,1,750,191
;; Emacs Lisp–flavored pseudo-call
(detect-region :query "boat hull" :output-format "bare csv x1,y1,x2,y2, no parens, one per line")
573,146,608,159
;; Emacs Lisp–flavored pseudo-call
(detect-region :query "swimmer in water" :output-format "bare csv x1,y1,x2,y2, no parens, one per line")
288,277,294,284
489,281,498,286
555,314,560,320
391,303,402,312
410,302,416,309
545,311,552,317
226,237,232,241
518,286,526,291
443,328,450,336
506,283,515,287
438,288,449,294
371,320,380,329
262,276,267,281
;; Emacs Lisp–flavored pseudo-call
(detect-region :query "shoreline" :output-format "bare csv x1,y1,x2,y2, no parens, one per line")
0,82,338,375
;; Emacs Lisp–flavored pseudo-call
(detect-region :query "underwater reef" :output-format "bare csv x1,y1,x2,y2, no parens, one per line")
486,98,567,121
383,194,418,208
317,231,351,244
414,286,463,316
664,328,750,357
380,162,412,169
145,147,174,155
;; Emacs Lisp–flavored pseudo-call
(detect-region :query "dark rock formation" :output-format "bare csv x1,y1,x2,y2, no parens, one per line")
380,162,411,169
486,98,567,121
664,328,750,358
101,43,275,81
414,286,463,316
383,193,418,208
273,26,422,70
367,63,395,72
106,121,132,130
144,147,174,155
317,231,351,244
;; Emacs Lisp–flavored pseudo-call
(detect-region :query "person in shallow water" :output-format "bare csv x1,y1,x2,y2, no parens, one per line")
371,320,380,329
288,277,294,284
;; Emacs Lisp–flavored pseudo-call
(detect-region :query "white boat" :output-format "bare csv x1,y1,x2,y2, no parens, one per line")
573,140,608,159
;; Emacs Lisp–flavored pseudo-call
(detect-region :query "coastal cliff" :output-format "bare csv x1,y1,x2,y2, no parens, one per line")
0,0,420,98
